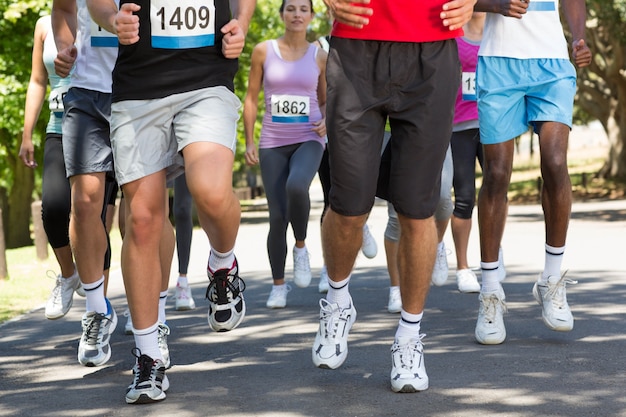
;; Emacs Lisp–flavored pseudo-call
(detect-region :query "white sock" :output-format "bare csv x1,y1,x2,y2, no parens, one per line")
480,261,502,293
542,244,565,282
177,276,189,287
209,248,235,272
158,290,168,324
326,275,351,309
293,245,307,255
395,310,423,340
133,322,162,361
82,275,107,314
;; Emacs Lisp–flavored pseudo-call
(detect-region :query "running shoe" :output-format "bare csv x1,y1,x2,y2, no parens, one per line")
431,242,448,286
125,348,169,404
361,224,378,259
266,284,291,309
456,269,480,293
475,287,507,345
175,283,196,311
123,308,133,335
45,270,82,320
318,266,330,294
390,334,429,393
157,322,171,369
387,287,402,314
293,246,312,288
533,272,577,331
206,257,246,332
78,298,118,366
312,298,357,369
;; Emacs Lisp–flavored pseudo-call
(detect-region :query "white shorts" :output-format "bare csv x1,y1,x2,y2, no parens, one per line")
111,86,241,185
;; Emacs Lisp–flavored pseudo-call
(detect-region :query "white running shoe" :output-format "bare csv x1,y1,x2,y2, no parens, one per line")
431,242,449,286
475,287,507,345
293,247,312,288
312,298,357,369
361,224,378,259
78,299,118,366
125,348,169,404
175,283,196,311
390,334,429,393
533,272,577,331
318,266,330,294
387,287,402,314
456,269,480,293
206,257,246,332
157,322,171,369
123,308,133,335
266,284,291,309
45,270,82,320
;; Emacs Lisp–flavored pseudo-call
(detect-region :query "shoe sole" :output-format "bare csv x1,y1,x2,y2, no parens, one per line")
391,381,429,393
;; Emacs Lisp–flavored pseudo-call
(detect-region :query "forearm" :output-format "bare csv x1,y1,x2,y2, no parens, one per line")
236,0,256,35
87,0,119,34
52,0,77,51
562,0,587,41
242,99,258,146
22,82,46,139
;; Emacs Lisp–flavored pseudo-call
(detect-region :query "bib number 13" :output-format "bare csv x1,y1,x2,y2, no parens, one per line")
151,0,215,49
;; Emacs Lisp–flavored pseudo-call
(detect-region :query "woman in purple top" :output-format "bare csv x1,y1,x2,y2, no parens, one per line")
244,0,327,309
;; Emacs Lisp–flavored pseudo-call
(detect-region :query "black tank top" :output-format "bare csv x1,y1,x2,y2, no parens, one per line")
112,0,238,102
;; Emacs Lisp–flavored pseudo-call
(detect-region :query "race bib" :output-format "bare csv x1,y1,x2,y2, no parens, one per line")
90,19,117,47
270,94,310,123
462,71,476,101
151,0,216,49
49,85,70,112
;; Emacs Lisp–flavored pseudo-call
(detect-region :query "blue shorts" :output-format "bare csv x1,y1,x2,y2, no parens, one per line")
476,57,576,144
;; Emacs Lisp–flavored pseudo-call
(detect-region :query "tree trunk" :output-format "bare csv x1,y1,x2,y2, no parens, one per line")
5,161,35,248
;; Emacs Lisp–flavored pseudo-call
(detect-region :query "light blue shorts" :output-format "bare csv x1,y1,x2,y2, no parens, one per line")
476,57,576,144
111,86,240,185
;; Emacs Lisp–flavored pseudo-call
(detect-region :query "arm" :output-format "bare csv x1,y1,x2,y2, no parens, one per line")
87,0,141,45
242,42,266,166
323,0,373,29
221,0,256,59
474,0,528,18
311,48,327,138
52,0,78,77
19,17,48,168
561,0,591,67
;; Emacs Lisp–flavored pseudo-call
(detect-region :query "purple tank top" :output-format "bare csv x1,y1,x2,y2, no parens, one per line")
259,40,325,149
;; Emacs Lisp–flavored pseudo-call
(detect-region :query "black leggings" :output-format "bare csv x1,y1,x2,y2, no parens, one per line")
450,128,483,219
317,147,331,224
41,134,71,249
173,173,193,275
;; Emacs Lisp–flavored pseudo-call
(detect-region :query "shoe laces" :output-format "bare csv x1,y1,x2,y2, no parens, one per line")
318,299,350,341
392,334,426,371
177,285,191,300
544,271,577,309
157,324,169,348
131,348,158,386
294,251,310,270
82,313,110,346
206,269,246,304
435,246,449,269
480,292,507,324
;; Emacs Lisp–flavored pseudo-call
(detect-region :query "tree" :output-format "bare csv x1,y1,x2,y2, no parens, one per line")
572,0,626,179
0,1,49,248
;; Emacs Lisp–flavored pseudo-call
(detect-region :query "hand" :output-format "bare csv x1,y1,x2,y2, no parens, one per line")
116,3,141,45
54,45,77,78
245,143,259,166
572,39,591,68
311,119,326,138
221,19,246,59
497,0,529,18
323,0,373,29
441,0,477,31
18,138,37,169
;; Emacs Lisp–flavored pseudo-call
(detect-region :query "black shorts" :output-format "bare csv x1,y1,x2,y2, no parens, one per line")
326,37,460,219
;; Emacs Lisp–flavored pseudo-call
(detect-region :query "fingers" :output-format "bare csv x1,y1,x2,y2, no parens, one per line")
116,3,141,45
54,46,77,78
329,0,372,28
441,0,476,30
221,20,246,59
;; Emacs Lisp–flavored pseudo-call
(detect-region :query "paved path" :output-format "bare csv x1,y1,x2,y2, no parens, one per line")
1,189,625,416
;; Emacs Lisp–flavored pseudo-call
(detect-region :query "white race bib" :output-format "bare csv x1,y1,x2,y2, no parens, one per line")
270,94,310,123
462,71,476,101
151,0,216,49
90,19,117,47
49,85,70,112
